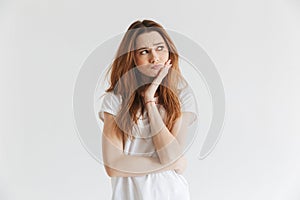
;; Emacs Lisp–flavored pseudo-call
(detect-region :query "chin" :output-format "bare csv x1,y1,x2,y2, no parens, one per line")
136,70,157,80
148,73,157,77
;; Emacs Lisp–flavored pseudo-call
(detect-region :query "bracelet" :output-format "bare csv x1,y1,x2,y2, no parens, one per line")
145,100,156,105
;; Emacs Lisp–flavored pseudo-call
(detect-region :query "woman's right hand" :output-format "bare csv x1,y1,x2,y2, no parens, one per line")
153,59,172,84
144,59,172,101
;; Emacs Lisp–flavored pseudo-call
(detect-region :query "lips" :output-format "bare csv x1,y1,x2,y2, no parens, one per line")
151,64,163,69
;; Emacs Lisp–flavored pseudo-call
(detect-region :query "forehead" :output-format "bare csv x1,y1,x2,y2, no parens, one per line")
135,31,165,49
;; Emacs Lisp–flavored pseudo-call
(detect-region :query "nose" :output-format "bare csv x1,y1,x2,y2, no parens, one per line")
150,49,159,64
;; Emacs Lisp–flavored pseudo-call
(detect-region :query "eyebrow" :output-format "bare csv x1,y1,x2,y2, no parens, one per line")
136,42,165,51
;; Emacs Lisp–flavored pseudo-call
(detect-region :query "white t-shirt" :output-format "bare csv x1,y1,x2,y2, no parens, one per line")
98,85,198,200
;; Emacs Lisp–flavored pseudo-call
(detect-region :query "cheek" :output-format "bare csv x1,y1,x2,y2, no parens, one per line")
160,51,169,61
135,55,147,66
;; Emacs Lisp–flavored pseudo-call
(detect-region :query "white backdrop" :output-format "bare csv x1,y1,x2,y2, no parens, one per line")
1,0,300,199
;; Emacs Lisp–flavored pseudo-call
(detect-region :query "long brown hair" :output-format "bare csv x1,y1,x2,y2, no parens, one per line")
102,19,188,145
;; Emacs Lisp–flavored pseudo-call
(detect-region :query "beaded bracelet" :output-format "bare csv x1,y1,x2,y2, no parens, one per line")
145,100,156,105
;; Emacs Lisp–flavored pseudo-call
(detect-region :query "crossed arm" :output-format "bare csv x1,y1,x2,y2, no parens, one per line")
101,111,192,177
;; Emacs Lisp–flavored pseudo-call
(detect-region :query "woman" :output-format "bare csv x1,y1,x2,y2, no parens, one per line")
98,19,197,200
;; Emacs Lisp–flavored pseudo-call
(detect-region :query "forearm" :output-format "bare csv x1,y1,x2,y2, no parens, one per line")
145,101,183,165
106,155,181,177
102,134,181,177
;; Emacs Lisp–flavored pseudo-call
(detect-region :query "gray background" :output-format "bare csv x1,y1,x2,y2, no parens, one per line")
1,0,300,199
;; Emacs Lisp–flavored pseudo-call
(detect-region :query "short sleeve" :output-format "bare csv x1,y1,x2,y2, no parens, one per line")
98,92,122,122
178,86,198,125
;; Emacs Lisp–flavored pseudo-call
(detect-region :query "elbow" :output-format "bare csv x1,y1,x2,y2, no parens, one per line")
104,165,117,177
105,165,129,177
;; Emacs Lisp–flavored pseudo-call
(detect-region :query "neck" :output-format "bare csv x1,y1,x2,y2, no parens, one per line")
137,73,155,85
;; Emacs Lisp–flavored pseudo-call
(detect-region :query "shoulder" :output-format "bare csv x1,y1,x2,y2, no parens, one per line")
98,91,123,122
102,91,122,104
177,85,198,125
177,85,196,108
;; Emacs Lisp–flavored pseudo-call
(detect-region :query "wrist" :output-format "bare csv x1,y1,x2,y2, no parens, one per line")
144,99,156,105
144,95,156,102
151,81,160,86
154,78,162,84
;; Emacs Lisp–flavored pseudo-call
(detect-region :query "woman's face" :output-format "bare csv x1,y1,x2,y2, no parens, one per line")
134,31,169,78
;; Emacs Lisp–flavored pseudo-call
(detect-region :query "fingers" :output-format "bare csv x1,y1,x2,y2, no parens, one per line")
165,59,172,67
161,59,172,73
155,59,172,81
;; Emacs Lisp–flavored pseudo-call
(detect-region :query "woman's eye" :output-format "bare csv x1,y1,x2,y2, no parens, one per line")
157,46,164,51
140,50,148,55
